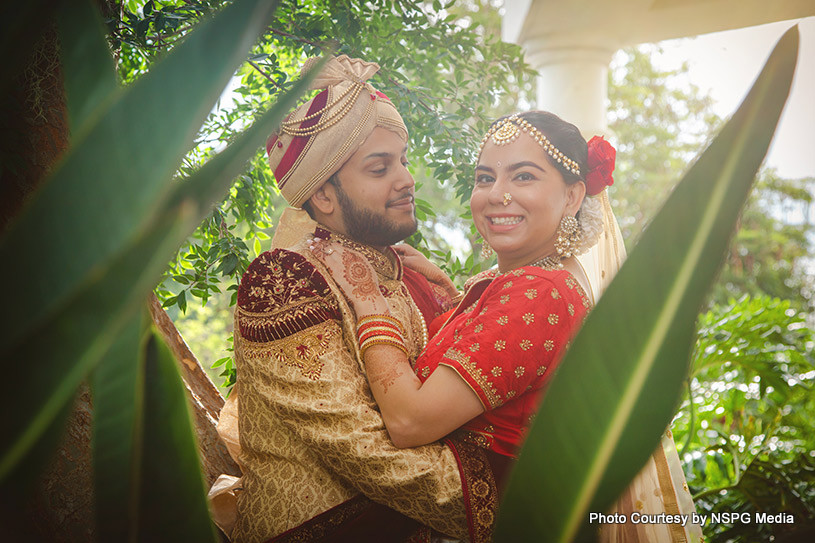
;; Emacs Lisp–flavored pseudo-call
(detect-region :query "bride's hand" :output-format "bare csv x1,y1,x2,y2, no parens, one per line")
392,244,458,298
310,238,389,317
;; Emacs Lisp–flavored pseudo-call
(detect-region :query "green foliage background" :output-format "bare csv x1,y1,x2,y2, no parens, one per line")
112,3,813,540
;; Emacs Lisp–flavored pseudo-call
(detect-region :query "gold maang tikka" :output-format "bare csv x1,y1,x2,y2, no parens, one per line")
479,114,581,176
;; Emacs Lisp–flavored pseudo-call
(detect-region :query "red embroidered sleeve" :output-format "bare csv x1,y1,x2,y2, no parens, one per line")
436,269,589,411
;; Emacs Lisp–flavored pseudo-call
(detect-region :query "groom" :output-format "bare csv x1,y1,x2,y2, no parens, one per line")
219,55,498,543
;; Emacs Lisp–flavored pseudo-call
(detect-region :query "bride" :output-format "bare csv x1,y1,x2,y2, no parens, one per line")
314,109,703,542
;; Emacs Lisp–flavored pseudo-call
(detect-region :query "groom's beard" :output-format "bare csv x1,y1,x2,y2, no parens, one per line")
335,183,418,247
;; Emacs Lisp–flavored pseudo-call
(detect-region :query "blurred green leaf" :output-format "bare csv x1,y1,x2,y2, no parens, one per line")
0,0,279,351
56,0,118,135
496,26,799,542
91,311,145,542
0,0,320,483
135,323,217,542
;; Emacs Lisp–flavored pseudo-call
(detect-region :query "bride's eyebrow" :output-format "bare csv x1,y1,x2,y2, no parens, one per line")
475,165,495,173
508,161,545,172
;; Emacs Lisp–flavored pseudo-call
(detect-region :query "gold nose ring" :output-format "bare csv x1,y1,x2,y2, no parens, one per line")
502,193,512,206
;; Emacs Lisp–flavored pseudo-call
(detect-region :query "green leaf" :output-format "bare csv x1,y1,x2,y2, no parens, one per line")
496,26,799,542
0,0,280,352
55,0,118,135
135,324,217,542
0,37,320,481
91,311,145,542
93,307,219,543
0,209,191,483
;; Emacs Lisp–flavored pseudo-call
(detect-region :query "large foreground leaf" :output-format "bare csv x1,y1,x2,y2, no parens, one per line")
93,310,217,542
56,0,118,135
135,324,218,542
91,312,145,542
0,0,278,351
496,26,799,542
0,1,320,481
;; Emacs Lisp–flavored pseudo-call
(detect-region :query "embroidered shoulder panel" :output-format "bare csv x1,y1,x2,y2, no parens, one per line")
463,269,498,293
237,249,340,342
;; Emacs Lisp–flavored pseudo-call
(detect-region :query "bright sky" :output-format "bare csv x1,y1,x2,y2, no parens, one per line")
656,16,815,180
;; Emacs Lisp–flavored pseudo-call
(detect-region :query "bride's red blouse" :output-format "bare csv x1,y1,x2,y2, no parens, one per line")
416,266,591,458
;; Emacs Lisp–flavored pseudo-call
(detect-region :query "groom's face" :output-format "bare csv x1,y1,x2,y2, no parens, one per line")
332,127,418,247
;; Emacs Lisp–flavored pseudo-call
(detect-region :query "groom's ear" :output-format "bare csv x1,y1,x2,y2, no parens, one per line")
310,183,336,216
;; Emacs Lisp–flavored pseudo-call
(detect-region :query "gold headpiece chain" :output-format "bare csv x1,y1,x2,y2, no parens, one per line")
280,80,367,137
479,114,581,176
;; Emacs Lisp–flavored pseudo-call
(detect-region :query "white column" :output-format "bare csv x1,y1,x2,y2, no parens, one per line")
524,43,615,139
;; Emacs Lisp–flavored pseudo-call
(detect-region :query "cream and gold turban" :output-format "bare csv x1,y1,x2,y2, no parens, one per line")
266,55,409,208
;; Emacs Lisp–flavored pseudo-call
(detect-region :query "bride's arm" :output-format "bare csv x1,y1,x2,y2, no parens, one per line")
363,346,483,448
313,240,483,447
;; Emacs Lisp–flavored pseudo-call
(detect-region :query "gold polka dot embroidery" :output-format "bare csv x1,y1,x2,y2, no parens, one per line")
466,318,474,326
506,390,516,399
491,366,502,376
502,280,513,289
522,312,534,324
469,343,481,352
525,275,535,280
500,295,510,304
479,307,488,315
548,314,559,325
494,340,506,351
497,315,508,325
537,365,547,375
421,366,431,378
551,288,560,299
568,303,575,316
515,366,525,377
520,339,532,351
525,289,537,299
544,340,554,351
474,323,484,333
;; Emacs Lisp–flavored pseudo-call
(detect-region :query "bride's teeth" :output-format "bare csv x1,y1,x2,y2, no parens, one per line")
491,216,522,225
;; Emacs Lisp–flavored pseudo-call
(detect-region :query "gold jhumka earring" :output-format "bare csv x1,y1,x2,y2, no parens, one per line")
479,239,493,259
554,215,581,259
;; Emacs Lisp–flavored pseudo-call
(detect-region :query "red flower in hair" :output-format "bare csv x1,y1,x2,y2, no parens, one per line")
585,136,616,196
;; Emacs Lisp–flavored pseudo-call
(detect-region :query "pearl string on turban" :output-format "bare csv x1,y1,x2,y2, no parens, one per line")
266,55,408,208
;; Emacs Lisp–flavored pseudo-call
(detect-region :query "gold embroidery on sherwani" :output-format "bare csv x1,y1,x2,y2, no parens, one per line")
242,321,338,380
232,234,470,543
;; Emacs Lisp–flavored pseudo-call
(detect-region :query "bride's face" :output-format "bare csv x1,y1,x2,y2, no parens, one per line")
471,131,585,271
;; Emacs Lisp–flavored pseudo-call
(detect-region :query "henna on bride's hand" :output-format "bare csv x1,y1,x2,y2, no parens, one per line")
367,360,405,395
343,249,380,302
